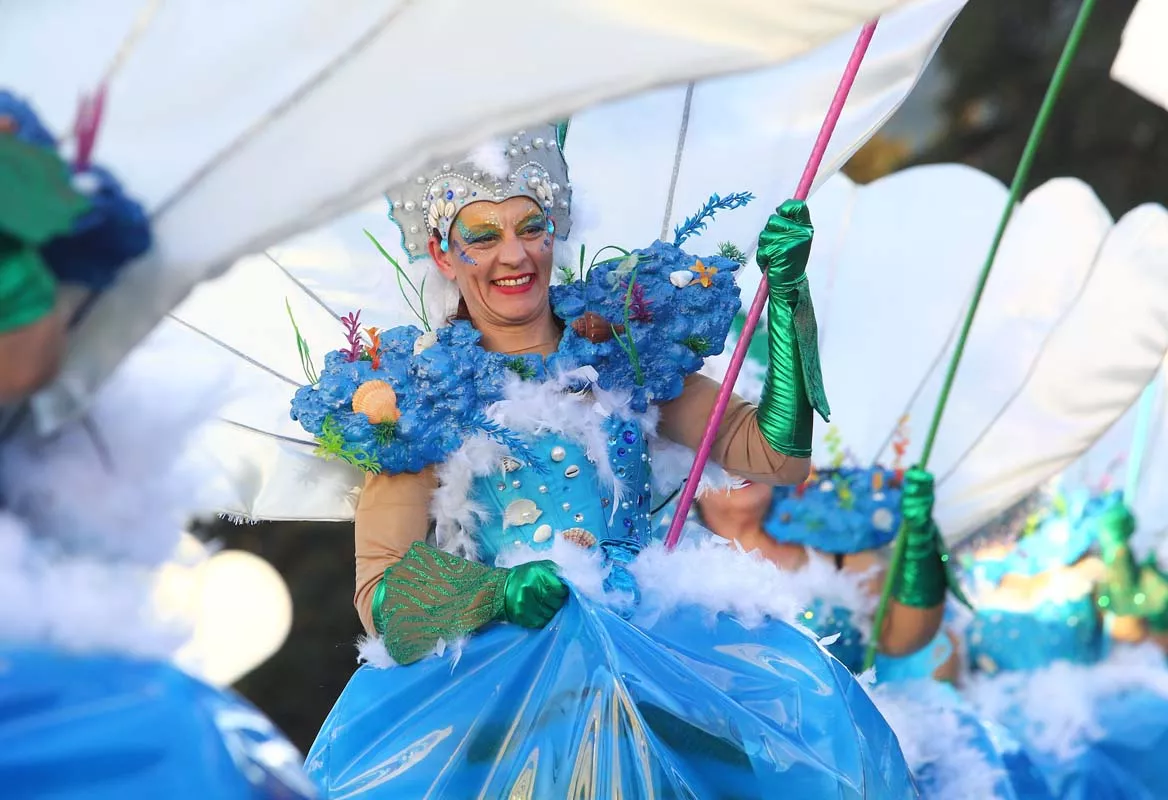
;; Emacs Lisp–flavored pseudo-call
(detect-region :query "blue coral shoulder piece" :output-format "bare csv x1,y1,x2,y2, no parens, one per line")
290,240,742,474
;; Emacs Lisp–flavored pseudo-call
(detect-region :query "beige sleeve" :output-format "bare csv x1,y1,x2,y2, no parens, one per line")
353,467,438,635
657,373,809,486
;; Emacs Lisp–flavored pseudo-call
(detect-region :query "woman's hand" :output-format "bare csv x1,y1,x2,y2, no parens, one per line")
756,200,814,289
503,561,569,627
900,467,936,529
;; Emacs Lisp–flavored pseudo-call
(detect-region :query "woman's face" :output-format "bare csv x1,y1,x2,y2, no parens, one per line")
698,481,774,540
429,196,555,329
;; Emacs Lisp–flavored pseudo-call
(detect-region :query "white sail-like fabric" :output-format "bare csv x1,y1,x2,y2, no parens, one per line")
1112,0,1168,112
161,0,966,522
702,166,1168,545
1,0,937,434
935,202,1168,541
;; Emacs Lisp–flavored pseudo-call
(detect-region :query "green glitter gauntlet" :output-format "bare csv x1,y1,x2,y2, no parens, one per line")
371,542,567,665
755,200,830,458
894,467,968,609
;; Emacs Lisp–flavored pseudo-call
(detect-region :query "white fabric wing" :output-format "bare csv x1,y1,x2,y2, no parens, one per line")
164,1,964,522
699,168,1168,547
2,0,929,434
1111,0,1168,112
936,203,1168,542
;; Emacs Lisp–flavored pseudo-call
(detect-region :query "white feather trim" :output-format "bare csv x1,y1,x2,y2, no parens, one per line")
964,642,1168,761
869,680,1010,800
497,537,611,603
467,139,510,181
0,509,192,658
355,634,397,669
0,325,233,566
0,323,235,657
431,368,659,549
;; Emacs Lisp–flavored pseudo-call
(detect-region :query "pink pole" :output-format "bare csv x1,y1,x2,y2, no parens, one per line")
663,20,880,550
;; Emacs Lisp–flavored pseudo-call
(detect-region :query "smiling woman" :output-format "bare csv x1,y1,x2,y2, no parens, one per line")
428,197,561,354
285,123,921,798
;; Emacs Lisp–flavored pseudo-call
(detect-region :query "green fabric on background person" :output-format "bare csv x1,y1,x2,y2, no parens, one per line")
895,467,969,608
372,542,567,665
0,132,90,333
754,200,829,458
0,237,55,333
1094,501,1144,617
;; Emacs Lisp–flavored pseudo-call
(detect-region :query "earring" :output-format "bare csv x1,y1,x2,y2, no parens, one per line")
440,237,450,253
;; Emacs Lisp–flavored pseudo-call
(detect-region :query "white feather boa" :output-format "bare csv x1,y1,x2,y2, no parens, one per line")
0,324,232,656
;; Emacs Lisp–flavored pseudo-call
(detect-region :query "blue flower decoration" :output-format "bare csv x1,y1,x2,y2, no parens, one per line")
292,240,744,473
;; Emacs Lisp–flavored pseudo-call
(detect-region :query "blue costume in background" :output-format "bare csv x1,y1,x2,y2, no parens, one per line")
0,89,317,799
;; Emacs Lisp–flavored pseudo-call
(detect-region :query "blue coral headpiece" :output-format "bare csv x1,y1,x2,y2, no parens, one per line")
765,465,903,554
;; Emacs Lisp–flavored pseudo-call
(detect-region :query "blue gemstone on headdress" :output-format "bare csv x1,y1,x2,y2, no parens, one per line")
622,430,636,444
446,190,454,200
440,238,449,253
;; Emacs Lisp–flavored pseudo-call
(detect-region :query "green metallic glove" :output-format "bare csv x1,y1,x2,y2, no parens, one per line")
894,467,969,608
755,200,829,458
372,542,568,665
1094,501,1143,616
503,560,569,628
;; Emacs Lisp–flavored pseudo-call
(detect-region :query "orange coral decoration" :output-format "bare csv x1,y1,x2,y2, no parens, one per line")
891,414,911,483
352,380,400,424
364,327,382,370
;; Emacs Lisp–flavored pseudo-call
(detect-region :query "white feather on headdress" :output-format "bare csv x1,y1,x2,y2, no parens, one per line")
468,139,510,181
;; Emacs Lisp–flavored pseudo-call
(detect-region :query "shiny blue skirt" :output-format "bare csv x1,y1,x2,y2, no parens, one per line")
307,590,917,798
0,645,317,799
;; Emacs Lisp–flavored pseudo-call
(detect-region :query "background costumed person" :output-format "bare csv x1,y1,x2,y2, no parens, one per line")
0,90,318,799
955,483,1168,800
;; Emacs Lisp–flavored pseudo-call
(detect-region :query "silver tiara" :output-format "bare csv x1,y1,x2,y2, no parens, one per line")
386,123,572,261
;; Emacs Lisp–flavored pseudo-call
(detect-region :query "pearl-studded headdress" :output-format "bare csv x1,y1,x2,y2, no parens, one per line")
386,123,572,261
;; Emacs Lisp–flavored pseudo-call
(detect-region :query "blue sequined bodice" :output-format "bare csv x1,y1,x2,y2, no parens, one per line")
468,415,653,567
966,595,1103,674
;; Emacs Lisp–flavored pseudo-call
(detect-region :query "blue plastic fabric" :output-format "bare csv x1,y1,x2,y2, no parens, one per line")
307,590,917,798
978,682,1168,800
0,645,319,799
